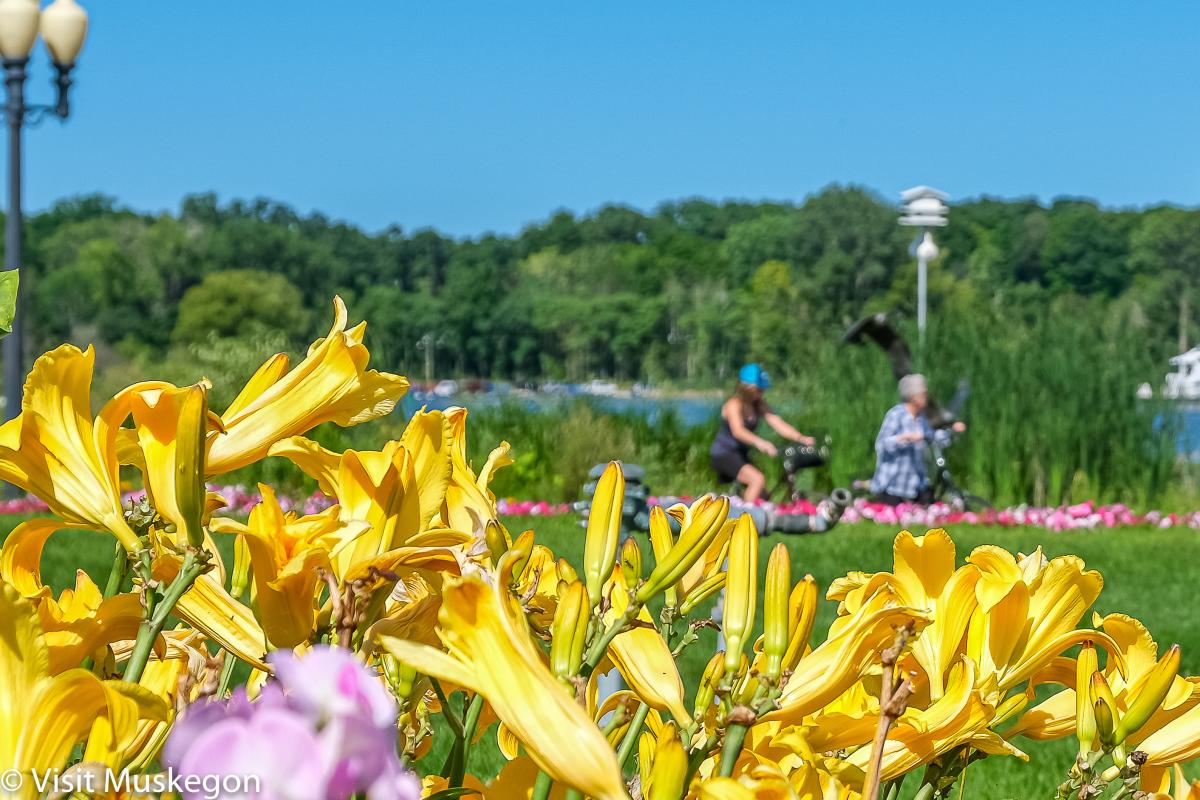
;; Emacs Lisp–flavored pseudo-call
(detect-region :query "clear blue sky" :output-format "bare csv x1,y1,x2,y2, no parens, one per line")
19,1,1200,236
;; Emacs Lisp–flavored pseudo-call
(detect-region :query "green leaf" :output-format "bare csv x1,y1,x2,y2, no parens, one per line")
0,269,18,336
425,790,480,800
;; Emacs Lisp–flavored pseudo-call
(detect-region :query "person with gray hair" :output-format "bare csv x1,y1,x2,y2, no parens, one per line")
870,373,966,505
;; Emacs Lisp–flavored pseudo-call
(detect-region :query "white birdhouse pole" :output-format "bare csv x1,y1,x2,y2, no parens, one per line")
899,186,950,347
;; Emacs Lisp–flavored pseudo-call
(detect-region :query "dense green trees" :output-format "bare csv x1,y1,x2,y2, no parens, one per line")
11,186,1200,387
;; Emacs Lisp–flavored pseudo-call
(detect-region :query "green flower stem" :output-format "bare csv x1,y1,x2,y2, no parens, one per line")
449,694,485,788
103,540,128,598
615,702,650,771
718,686,775,778
580,602,639,678
430,679,466,738
212,565,254,698
214,651,239,697
530,771,554,800
124,549,209,684
718,722,750,777
462,693,484,744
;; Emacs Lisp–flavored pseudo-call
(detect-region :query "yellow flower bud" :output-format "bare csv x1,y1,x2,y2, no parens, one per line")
638,496,729,604
677,572,727,615
1116,643,1181,743
762,543,791,681
584,462,624,607
509,530,535,581
174,385,210,548
645,731,687,800
722,514,758,675
1076,642,1099,755
781,575,818,672
648,505,676,566
550,580,590,680
380,654,420,701
694,651,725,719
484,519,511,564
621,537,643,583
1092,671,1118,747
231,534,252,599
556,557,578,584
994,693,1029,727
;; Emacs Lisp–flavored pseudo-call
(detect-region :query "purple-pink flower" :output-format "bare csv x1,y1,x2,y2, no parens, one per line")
164,647,419,800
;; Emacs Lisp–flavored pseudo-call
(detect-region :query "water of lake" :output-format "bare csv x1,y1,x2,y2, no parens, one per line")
401,391,721,427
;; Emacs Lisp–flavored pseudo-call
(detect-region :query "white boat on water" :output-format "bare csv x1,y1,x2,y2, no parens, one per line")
1141,347,1200,401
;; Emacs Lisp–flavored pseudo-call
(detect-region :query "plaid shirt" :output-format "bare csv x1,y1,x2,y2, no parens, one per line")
869,403,951,499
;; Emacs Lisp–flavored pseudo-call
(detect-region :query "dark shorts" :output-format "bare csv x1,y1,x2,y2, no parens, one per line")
711,448,751,483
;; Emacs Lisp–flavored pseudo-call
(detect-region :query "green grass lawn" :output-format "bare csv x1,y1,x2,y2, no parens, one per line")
12,514,1200,799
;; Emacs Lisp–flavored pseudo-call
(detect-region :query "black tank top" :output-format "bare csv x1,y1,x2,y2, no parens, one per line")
711,412,759,457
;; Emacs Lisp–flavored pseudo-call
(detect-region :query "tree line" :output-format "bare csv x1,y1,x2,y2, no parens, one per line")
15,187,1200,387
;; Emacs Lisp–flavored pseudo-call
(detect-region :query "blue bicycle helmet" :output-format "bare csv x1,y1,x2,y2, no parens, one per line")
738,363,771,389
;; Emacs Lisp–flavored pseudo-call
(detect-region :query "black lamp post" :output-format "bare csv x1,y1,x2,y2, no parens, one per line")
0,0,88,423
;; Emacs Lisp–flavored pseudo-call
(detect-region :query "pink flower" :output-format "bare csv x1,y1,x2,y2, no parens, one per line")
270,647,397,730
165,647,417,800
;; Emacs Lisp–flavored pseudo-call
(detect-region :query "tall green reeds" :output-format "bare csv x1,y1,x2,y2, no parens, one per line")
225,300,1185,508
454,304,1181,508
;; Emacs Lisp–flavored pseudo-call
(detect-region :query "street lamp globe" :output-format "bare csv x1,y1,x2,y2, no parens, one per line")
40,0,87,66
0,0,39,60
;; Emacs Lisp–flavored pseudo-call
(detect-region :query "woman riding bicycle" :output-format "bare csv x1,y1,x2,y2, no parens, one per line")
710,363,815,502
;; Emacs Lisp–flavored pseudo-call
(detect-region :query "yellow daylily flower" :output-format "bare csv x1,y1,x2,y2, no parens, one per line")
0,581,167,799
486,756,569,799
697,761,826,800
1008,613,1199,745
153,556,269,670
767,589,930,723
828,530,980,699
1164,765,1200,800
1,518,83,599
206,296,409,475
269,414,470,581
37,571,144,674
1137,686,1200,790
0,521,148,673
0,345,139,549
438,406,512,537
211,484,369,648
843,657,1027,784
125,382,218,548
508,540,566,630
366,573,444,650
604,566,690,724
966,546,1116,698
377,554,628,800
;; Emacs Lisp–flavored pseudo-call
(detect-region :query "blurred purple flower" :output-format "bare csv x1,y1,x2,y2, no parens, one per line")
164,646,418,800
270,645,397,729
